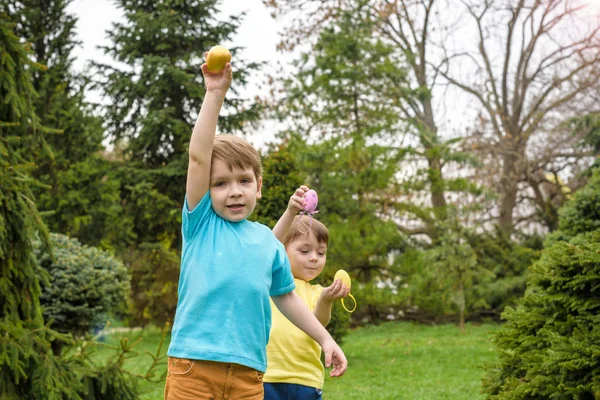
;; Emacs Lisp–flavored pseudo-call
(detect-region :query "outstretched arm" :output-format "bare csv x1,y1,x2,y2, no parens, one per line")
272,185,309,242
186,62,232,210
272,291,348,377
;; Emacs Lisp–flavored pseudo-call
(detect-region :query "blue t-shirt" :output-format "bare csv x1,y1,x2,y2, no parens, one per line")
167,192,295,372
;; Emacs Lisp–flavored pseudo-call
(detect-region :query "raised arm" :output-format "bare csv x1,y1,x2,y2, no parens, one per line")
186,62,232,210
272,185,309,242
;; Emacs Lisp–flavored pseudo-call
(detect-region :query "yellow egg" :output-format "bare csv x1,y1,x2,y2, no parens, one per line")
334,269,352,289
206,45,232,73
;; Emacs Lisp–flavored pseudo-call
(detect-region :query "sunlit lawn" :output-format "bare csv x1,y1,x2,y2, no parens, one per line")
94,322,499,400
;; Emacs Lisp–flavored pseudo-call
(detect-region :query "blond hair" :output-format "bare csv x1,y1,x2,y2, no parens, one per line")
284,216,329,247
212,134,262,179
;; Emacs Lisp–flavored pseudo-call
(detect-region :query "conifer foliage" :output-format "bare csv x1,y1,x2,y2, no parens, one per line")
0,12,82,398
4,0,128,251
1,13,138,399
484,169,600,399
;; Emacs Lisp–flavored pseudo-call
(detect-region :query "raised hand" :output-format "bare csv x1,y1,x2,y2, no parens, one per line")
201,59,232,94
287,185,310,215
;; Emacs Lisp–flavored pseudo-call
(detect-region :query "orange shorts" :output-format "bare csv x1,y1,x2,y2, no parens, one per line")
164,357,264,400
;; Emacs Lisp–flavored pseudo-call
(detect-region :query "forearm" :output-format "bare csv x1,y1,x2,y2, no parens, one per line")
272,292,332,345
272,209,297,242
313,297,333,327
189,90,226,164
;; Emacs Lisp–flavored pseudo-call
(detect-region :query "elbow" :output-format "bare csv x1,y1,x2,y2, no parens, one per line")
189,152,209,168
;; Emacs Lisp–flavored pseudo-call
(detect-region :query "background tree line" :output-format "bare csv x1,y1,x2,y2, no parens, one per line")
2,0,599,397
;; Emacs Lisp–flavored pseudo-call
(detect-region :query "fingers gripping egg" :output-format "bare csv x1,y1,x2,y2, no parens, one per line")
334,269,352,289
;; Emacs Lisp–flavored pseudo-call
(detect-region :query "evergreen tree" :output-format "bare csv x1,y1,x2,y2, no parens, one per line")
0,5,49,332
483,169,600,399
465,229,541,319
0,12,82,397
4,0,131,250
1,14,139,399
94,0,263,248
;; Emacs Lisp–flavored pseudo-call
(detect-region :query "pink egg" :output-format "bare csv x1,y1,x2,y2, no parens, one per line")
303,189,318,213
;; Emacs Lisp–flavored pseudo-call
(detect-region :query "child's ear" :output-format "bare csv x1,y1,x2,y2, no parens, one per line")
256,177,263,199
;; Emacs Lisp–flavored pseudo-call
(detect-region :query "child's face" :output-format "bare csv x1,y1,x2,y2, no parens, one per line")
209,159,262,222
286,231,327,282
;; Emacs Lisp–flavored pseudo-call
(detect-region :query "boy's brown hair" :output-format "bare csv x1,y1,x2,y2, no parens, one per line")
284,216,329,247
212,134,262,179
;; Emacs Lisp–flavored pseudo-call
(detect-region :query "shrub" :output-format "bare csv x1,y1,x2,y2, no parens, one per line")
35,233,130,338
483,168,600,399
483,232,600,399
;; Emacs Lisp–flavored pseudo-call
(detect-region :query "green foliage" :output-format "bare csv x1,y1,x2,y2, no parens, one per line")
39,157,135,251
1,14,140,398
551,168,600,240
325,301,351,344
124,243,180,327
4,0,130,252
483,232,600,399
0,11,48,324
424,227,486,329
349,281,404,325
396,227,540,325
466,229,541,318
568,112,600,154
0,322,84,399
35,233,130,338
113,164,182,248
398,226,490,327
251,142,305,228
303,137,405,331
1,13,83,397
397,248,451,319
484,171,600,399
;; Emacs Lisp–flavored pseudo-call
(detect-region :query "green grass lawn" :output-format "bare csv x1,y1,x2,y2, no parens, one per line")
95,322,499,400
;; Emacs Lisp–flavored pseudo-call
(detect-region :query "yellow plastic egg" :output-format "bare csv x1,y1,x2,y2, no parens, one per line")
334,269,352,289
206,45,232,73
334,269,356,313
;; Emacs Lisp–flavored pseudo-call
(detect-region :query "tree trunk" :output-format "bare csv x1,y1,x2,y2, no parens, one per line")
458,280,465,334
423,98,447,237
498,148,521,235
428,155,447,221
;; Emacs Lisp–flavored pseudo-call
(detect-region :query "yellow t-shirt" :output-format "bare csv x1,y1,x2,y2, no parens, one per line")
264,279,325,389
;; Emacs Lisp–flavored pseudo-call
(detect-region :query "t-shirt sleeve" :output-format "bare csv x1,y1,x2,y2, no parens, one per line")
182,191,212,241
269,241,295,296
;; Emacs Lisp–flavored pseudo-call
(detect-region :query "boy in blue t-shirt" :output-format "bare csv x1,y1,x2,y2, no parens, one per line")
164,59,347,399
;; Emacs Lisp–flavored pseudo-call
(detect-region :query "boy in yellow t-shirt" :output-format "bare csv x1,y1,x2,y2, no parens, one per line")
265,185,351,400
